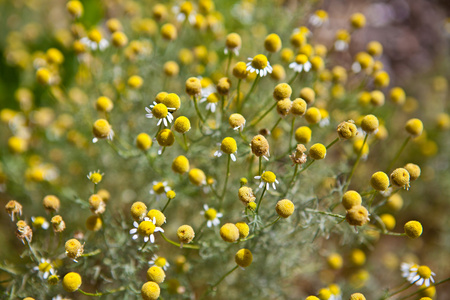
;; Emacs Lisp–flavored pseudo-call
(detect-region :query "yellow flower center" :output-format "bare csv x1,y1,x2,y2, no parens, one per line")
138,220,156,236
261,171,276,183
39,262,52,273
155,257,167,267
295,54,308,64
153,182,166,194
33,216,46,227
205,208,217,220
152,103,168,119
89,172,102,184
417,266,432,279
207,93,219,103
251,54,268,70
316,10,328,19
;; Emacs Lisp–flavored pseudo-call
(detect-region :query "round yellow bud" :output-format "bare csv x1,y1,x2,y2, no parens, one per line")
337,120,357,139
404,220,422,239
342,191,362,210
386,194,403,211
172,156,189,174
141,281,160,300
350,13,366,29
217,77,232,95
367,41,383,56
174,116,191,134
66,0,83,18
305,107,322,124
346,205,369,226
235,222,249,239
156,129,174,147
185,77,202,96
361,114,379,133
405,118,423,137
36,68,52,85
350,249,366,266
188,168,206,186
238,186,256,205
404,163,420,181
299,87,315,104
131,201,147,221
163,61,180,77
350,293,366,300
229,113,246,130
96,96,113,112
177,225,195,244
276,98,292,117
235,248,253,268
295,126,312,144
309,143,326,160
62,272,82,292
128,75,143,89
380,214,396,231
161,23,177,41
390,87,406,105
86,215,102,231
374,71,390,88
264,33,282,53
270,64,286,81
65,239,83,260
93,119,112,139
250,135,269,157
147,209,166,227
291,98,307,116
370,171,390,191
327,253,343,270
232,61,248,79
147,266,166,283
370,90,385,107
111,31,128,48
43,195,60,212
221,137,237,154
225,33,242,50
136,133,152,151
390,168,410,188
220,223,239,243
275,199,295,218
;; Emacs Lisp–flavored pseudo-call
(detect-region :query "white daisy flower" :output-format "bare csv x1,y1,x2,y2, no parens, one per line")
31,216,49,230
149,254,170,271
130,217,164,244
199,90,219,113
200,204,223,228
33,258,55,279
254,171,279,190
214,138,238,162
309,10,329,27
246,54,273,77
145,102,175,127
80,37,109,51
289,54,312,73
407,265,436,287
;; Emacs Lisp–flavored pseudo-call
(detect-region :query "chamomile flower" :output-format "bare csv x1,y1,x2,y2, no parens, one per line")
172,1,196,24
33,258,55,279
309,10,329,27
87,170,104,184
31,216,49,230
407,265,436,287
254,171,279,190
246,54,273,77
129,217,164,243
199,92,219,113
214,137,238,162
149,254,170,271
145,102,175,127
149,181,171,201
80,29,109,51
401,262,418,279
200,204,223,227
334,30,351,52
289,54,312,73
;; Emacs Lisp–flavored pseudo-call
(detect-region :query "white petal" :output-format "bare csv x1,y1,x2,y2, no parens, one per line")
211,103,216,113
231,153,236,161
204,204,209,210
254,176,261,180
259,182,264,188
216,213,223,217
150,234,155,243
144,236,149,243
130,228,137,234
133,221,139,227
272,183,277,190
157,119,162,126
207,220,212,227
163,118,168,127
266,183,270,190
133,234,138,240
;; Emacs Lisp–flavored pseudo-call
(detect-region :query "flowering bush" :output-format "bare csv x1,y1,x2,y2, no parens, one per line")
1,0,449,299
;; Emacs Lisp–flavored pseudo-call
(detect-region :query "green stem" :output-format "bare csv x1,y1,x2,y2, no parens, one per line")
326,137,339,149
219,155,231,211
270,117,283,134
386,283,414,298
25,240,40,264
305,208,345,219
81,249,101,257
78,286,127,297
236,79,242,113
211,265,238,288
285,164,299,197
193,95,206,124
226,52,233,76
368,191,378,211
258,156,262,176
183,134,189,151
241,75,260,112
263,216,281,229
345,133,368,190
161,198,172,213
250,101,277,127
289,116,295,150
159,232,200,249
140,240,150,251
288,72,298,85
239,128,248,143
397,277,450,300
387,136,411,172
255,185,267,214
